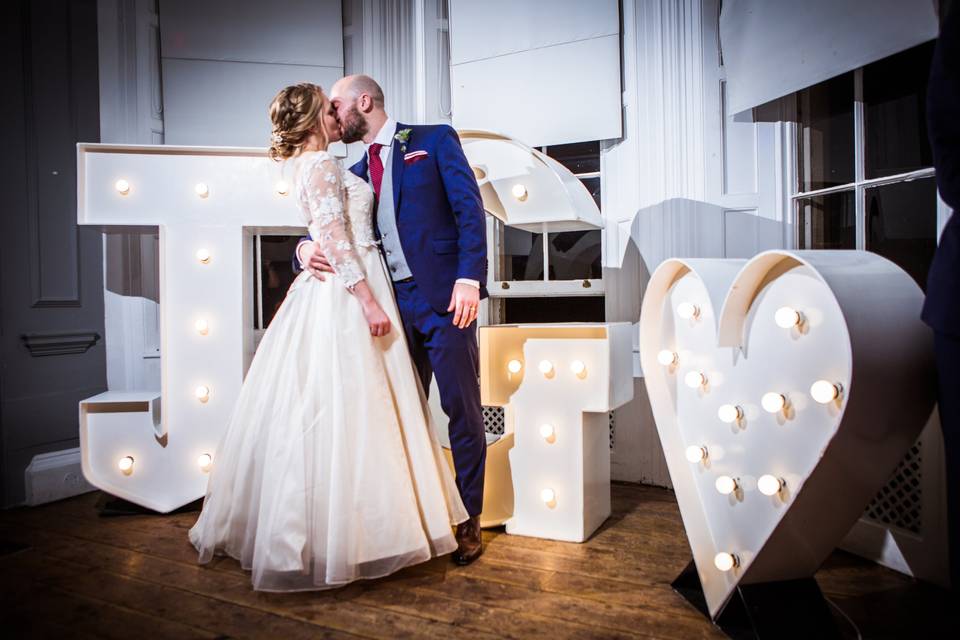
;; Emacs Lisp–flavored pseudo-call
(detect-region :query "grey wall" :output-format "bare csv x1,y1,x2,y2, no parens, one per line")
158,0,344,147
0,0,107,507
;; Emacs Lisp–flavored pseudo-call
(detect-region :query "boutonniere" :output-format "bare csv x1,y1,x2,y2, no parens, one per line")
394,128,412,153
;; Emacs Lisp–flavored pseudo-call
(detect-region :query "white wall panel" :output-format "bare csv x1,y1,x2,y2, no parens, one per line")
450,34,621,147
161,59,342,147
449,0,621,147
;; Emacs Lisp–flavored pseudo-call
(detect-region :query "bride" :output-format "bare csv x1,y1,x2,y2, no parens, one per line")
188,82,468,591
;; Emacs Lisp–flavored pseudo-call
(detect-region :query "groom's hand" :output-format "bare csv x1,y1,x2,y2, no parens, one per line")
298,240,334,280
448,283,480,329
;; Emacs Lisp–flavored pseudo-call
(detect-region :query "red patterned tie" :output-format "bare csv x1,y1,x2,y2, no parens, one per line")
368,142,384,200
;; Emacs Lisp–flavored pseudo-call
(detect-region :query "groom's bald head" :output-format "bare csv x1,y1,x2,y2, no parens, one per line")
330,75,387,144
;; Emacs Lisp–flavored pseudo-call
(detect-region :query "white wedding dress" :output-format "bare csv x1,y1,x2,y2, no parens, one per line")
188,150,468,591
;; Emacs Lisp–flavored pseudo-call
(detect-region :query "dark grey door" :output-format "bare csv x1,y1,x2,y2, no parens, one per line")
0,0,106,507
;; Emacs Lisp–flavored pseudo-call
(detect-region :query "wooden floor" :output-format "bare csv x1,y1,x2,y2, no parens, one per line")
0,483,954,639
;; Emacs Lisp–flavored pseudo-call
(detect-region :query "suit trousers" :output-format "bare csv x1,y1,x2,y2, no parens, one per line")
935,331,960,594
393,278,486,517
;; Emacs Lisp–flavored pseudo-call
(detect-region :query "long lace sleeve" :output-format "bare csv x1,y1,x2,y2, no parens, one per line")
303,154,365,289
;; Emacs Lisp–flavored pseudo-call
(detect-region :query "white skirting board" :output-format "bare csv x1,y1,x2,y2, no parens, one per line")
25,448,97,506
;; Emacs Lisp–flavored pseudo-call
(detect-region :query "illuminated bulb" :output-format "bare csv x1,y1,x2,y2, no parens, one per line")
774,306,802,329
685,445,707,463
715,475,738,495
539,424,556,441
538,360,554,375
196,249,211,264
541,488,557,507
714,552,739,572
194,182,209,198
717,404,743,423
657,350,678,366
115,179,130,195
684,371,707,388
195,318,209,335
758,475,784,496
195,385,210,402
507,359,523,374
118,456,134,474
676,302,700,320
810,380,841,404
761,392,786,413
275,180,290,195
511,184,528,201
197,453,213,471
570,360,586,376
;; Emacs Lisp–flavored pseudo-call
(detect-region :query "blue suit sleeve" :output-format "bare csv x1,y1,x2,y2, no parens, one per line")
290,235,312,274
435,125,488,283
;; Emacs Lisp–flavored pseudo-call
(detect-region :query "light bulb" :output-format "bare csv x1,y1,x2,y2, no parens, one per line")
657,350,678,366
714,552,739,572
195,318,209,335
507,359,523,374
676,302,700,320
198,453,213,471
195,385,210,402
684,371,707,388
715,476,738,495
685,445,707,463
540,424,556,441
115,179,131,195
511,184,528,201
118,456,134,474
761,392,786,413
275,180,290,196
717,404,743,423
570,360,586,376
774,306,802,329
538,360,554,375
196,249,211,264
758,475,784,496
541,488,556,507
810,380,841,404
194,182,209,198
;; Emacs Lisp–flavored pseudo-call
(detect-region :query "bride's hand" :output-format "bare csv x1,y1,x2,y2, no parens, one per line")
361,299,392,337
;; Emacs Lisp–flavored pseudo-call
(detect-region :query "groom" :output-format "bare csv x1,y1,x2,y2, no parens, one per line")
294,75,488,565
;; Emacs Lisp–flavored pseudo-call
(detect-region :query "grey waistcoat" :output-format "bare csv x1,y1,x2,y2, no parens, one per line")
372,147,412,281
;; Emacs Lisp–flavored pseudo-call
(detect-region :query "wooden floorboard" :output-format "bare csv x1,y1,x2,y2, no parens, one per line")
0,483,952,639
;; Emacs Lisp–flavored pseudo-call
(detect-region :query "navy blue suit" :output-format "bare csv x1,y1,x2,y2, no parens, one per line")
925,6,960,593
295,123,488,517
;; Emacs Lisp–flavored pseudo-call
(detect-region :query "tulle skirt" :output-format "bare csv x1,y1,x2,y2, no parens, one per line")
188,247,468,591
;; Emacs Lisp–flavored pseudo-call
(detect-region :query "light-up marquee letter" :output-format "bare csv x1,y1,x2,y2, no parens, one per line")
77,144,303,512
638,250,935,620
479,324,634,542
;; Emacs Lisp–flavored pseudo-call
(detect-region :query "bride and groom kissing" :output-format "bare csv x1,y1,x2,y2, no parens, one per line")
187,74,489,592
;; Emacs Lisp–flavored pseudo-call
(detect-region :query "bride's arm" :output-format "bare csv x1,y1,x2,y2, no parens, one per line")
304,155,391,336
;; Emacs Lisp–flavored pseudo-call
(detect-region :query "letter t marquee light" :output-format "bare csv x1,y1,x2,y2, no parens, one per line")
77,144,304,512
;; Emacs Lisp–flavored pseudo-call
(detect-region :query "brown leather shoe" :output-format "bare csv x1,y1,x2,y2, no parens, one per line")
452,515,483,565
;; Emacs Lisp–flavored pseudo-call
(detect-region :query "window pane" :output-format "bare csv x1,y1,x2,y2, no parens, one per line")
864,41,935,179
502,296,605,323
866,178,937,290
497,225,544,281
545,141,600,174
796,191,856,250
797,72,855,192
257,235,301,328
579,176,601,209
548,230,602,280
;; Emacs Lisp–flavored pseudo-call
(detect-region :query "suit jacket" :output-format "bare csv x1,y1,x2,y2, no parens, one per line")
923,6,960,337
294,123,488,314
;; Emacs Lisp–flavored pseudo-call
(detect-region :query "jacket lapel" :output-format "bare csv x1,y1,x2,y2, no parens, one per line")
351,152,369,181
391,122,407,213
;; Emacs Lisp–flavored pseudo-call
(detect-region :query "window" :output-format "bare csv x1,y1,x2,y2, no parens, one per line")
487,141,605,324
254,235,301,333
794,42,939,290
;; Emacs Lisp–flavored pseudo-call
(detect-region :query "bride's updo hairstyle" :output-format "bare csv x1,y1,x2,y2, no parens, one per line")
268,82,328,161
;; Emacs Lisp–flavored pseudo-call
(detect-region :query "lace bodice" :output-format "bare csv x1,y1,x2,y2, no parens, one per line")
293,151,376,288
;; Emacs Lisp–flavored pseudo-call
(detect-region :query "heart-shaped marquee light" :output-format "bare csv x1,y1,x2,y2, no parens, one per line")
638,250,935,619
